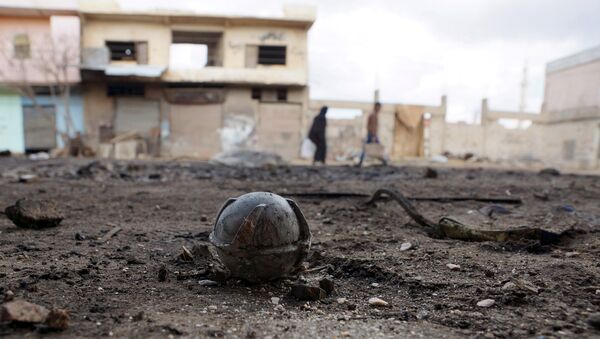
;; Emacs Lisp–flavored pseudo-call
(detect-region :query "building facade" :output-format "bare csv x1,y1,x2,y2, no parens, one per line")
0,5,82,153
79,6,314,159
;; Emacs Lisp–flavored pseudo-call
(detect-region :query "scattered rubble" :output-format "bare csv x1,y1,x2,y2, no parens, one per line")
4,198,63,229
1,300,49,323
210,150,287,168
368,297,389,307
318,278,335,295
477,299,495,308
291,284,326,301
46,309,69,330
447,263,461,271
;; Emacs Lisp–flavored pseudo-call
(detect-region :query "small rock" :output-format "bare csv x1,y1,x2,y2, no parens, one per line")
515,279,539,294
319,278,335,295
5,198,63,229
199,280,218,287
588,313,600,330
46,309,69,330
208,305,217,311
271,297,280,305
158,265,167,282
533,191,550,201
424,167,438,179
179,246,194,262
400,242,413,251
371,283,380,287
565,251,580,258
3,290,14,302
368,297,389,307
0,300,50,323
291,284,326,301
200,215,208,222
479,205,511,218
74,233,86,241
274,304,284,312
539,168,560,176
416,310,429,320
191,242,213,259
347,303,357,311
502,282,516,291
132,311,144,322
477,299,495,308
337,297,347,304
18,174,37,183
447,263,461,271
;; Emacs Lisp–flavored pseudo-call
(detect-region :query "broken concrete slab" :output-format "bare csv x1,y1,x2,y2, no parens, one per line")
4,199,63,229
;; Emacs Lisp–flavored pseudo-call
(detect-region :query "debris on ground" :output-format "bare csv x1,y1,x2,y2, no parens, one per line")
1,300,49,323
476,299,495,308
446,263,461,271
45,309,69,330
538,168,561,176
18,174,37,183
424,167,438,178
319,278,335,295
368,297,390,307
400,242,413,251
271,297,280,305
179,245,194,262
366,188,564,244
210,150,286,168
158,265,168,282
98,226,122,243
198,280,218,287
291,284,326,301
209,192,311,282
190,242,213,260
478,205,511,218
4,198,63,229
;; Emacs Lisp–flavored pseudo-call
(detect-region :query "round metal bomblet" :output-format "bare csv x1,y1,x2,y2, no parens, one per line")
209,192,312,282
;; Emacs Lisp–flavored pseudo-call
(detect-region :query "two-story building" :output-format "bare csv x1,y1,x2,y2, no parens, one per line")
0,5,82,154
79,6,314,159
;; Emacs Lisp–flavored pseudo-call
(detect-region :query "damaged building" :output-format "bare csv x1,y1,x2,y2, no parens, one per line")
79,5,314,160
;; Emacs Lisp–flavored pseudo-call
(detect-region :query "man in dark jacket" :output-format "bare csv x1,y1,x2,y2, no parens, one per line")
308,106,328,164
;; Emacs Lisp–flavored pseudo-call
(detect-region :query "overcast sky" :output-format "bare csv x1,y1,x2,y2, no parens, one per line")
6,0,599,121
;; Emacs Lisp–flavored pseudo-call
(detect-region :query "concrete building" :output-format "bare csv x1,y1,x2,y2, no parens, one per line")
540,45,600,169
0,5,82,153
79,4,314,159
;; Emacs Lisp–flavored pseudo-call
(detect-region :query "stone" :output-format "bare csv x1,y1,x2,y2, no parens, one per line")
400,242,412,251
371,283,380,287
347,303,357,311
46,309,69,330
337,297,347,304
199,280,218,287
274,304,284,312
502,282,516,291
271,297,280,305
158,265,167,282
477,299,495,308
291,284,326,301
447,263,461,271
587,313,600,330
319,278,335,295
5,198,63,229
424,167,438,179
18,174,37,183
74,233,86,241
0,300,50,323
3,290,14,302
200,215,208,222
539,168,560,176
565,251,580,258
368,297,389,307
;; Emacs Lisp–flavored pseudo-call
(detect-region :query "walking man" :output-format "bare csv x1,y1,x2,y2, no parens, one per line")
357,102,387,166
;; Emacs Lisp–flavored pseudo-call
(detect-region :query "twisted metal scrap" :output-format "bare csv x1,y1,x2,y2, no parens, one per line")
365,188,561,245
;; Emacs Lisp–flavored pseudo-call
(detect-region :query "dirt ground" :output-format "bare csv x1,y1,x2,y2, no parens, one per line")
1,158,599,338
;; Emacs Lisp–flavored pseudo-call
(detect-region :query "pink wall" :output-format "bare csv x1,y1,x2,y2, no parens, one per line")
0,15,80,85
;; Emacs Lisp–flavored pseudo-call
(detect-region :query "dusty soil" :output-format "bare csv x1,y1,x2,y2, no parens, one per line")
0,158,599,338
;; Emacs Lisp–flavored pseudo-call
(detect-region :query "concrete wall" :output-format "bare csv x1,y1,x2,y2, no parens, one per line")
0,90,24,153
544,58,600,121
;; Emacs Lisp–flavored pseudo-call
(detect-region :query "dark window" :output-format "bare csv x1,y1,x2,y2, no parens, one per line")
258,45,286,65
106,41,137,61
13,34,30,59
251,87,262,100
107,84,145,97
276,88,288,101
